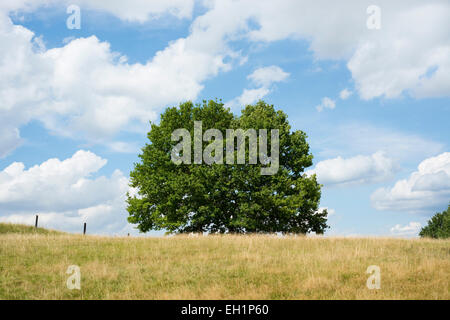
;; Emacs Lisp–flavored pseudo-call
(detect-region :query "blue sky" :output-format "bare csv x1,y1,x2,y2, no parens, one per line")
0,0,449,236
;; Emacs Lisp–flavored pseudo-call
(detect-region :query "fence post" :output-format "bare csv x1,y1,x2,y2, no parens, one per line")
83,222,86,235
35,215,38,228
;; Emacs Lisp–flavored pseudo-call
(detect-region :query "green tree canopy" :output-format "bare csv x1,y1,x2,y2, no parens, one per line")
127,100,328,234
419,204,450,239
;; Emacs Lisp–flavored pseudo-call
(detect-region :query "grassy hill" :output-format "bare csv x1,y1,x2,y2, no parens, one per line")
0,223,449,299
0,222,65,235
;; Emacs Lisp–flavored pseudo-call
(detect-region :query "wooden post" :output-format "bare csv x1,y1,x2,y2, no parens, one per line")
83,222,86,235
35,215,38,228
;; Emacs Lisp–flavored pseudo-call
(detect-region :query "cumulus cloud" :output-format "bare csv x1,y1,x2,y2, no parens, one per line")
316,89,351,112
227,65,289,108
306,151,397,186
371,152,450,213
339,89,352,100
0,20,229,138
247,65,290,88
0,150,135,234
205,0,450,99
0,3,241,156
235,87,270,107
316,97,336,112
347,3,450,99
390,222,421,237
0,22,155,149
242,0,450,99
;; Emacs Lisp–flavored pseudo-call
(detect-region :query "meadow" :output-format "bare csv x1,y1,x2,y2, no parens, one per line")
0,223,448,299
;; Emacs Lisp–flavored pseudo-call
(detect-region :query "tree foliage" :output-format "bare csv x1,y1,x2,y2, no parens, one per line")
419,204,450,239
127,100,328,234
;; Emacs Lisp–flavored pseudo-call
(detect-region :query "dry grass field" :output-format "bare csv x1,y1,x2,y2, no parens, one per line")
0,223,449,300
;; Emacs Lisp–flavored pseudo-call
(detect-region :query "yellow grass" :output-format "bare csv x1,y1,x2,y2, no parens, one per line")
0,225,449,299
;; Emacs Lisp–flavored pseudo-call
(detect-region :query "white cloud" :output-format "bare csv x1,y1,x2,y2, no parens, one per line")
241,0,450,99
306,151,397,186
347,3,450,99
1,0,194,22
316,89,350,112
235,87,270,107
0,23,155,148
390,222,421,236
0,150,135,234
339,88,352,100
371,152,450,213
199,0,450,100
317,89,350,112
0,4,242,156
227,65,289,108
316,97,336,112
247,65,290,87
